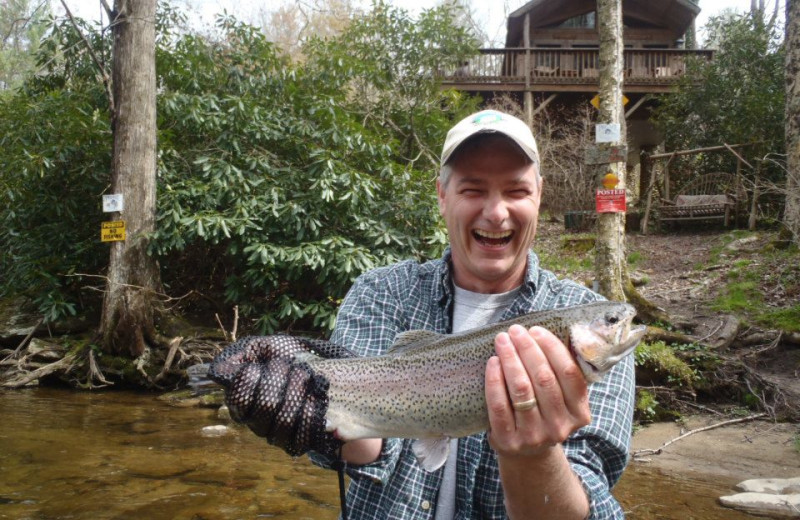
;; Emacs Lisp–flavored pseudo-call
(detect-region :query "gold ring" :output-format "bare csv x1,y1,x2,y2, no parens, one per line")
512,397,537,411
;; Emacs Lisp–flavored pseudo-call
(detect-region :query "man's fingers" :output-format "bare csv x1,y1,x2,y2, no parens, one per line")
506,325,566,426
528,326,591,425
485,353,515,436
498,326,540,412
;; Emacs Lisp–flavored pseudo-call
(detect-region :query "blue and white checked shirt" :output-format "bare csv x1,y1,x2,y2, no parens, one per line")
311,249,635,519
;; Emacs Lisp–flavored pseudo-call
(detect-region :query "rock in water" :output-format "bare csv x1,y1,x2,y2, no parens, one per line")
719,488,800,518
201,425,230,437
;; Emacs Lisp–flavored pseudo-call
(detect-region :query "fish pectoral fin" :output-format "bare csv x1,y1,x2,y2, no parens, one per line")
388,330,444,353
411,436,451,472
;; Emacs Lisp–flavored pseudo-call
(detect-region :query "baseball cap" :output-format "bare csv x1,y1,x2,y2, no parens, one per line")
441,110,539,166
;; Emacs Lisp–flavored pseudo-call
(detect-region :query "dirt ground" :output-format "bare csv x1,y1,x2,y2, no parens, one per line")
535,218,800,482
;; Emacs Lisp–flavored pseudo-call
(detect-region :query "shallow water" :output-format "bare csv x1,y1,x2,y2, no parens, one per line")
0,388,753,519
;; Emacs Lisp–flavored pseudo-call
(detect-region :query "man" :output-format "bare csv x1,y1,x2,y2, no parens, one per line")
310,109,635,519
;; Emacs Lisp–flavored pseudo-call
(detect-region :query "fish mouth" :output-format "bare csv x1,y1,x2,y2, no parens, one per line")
473,229,514,247
570,321,647,382
570,342,602,381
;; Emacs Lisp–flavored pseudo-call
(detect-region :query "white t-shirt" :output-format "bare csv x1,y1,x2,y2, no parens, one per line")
433,285,519,520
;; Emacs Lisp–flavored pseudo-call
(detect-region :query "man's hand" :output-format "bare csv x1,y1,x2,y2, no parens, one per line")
485,324,592,519
208,335,347,458
485,324,591,456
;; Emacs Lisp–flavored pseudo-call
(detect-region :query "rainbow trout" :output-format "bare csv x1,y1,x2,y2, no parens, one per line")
208,301,645,471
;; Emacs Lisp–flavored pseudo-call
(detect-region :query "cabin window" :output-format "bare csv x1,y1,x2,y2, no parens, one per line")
559,11,595,29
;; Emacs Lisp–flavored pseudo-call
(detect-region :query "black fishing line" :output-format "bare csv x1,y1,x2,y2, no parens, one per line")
333,448,348,520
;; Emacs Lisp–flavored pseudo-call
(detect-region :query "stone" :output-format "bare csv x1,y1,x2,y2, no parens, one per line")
630,270,649,287
725,235,760,252
0,297,40,347
201,424,229,437
736,477,800,495
26,338,66,360
707,314,741,351
719,492,800,518
217,404,231,421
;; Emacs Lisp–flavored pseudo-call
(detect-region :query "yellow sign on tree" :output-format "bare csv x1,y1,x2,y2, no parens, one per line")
591,94,629,109
101,221,126,242
602,172,620,189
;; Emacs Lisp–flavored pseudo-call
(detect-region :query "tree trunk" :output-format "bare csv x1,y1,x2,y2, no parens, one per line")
99,0,162,357
786,0,800,246
594,0,627,301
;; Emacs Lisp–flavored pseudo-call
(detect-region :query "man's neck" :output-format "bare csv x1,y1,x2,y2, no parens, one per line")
451,269,526,294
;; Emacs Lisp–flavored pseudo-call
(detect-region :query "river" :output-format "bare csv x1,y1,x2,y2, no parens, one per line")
0,388,753,519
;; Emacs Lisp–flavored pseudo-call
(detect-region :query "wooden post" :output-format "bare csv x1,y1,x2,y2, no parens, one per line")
749,163,760,230
735,156,742,227
524,13,533,127
640,153,656,234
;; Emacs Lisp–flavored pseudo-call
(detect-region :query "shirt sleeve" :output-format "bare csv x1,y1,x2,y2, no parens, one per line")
565,353,635,519
307,268,408,483
537,277,633,518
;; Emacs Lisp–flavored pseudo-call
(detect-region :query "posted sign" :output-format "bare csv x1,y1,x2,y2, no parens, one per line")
596,189,626,213
101,221,126,242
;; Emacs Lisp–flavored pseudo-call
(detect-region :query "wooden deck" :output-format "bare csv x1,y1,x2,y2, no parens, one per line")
439,48,713,94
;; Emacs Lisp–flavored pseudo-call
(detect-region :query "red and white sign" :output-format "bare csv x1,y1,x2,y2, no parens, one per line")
596,189,626,213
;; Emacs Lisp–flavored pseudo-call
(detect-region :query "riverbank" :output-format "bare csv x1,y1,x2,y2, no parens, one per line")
617,415,800,518
630,415,799,481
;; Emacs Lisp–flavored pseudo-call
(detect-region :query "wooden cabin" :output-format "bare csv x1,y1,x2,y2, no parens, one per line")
439,0,710,119
437,0,711,209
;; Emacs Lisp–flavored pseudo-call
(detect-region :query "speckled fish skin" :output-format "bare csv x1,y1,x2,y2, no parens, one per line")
314,301,645,443
209,301,645,464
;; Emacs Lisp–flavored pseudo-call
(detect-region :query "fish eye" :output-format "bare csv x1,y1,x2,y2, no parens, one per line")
607,315,619,324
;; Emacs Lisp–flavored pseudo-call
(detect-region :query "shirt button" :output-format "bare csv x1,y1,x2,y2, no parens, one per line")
421,500,431,510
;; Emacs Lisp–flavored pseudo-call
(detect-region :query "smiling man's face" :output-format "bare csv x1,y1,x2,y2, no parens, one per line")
437,135,542,294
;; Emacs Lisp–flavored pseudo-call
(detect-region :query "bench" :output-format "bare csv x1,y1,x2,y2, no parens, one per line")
659,172,744,227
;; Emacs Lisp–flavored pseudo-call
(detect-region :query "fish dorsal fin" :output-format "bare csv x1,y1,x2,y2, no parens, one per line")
388,330,444,354
412,437,451,472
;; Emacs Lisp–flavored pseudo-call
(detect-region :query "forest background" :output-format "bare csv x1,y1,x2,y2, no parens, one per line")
0,0,797,416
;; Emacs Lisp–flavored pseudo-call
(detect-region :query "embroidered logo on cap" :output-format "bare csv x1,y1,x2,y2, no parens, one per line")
472,112,503,125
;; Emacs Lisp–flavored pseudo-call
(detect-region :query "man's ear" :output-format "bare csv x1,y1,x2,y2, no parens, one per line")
436,178,446,217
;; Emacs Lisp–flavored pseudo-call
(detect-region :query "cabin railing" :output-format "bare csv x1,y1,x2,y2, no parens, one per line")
439,48,713,87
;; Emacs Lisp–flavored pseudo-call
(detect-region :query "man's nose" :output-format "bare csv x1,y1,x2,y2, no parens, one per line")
483,193,509,223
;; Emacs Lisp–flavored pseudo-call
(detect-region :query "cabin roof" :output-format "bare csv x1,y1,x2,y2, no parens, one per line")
506,0,701,47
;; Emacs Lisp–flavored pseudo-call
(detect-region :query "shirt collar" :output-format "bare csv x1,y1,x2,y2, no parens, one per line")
436,248,540,307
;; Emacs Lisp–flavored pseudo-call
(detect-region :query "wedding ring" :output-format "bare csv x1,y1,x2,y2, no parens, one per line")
512,397,537,411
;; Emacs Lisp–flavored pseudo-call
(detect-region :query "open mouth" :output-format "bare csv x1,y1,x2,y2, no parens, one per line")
473,229,514,247
569,341,599,378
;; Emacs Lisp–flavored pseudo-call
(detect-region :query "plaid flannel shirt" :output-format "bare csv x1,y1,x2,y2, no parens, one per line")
310,249,634,519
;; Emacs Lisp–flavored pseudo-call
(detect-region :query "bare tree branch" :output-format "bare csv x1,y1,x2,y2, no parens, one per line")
99,0,114,20
632,413,767,458
1,1,47,51
59,0,115,115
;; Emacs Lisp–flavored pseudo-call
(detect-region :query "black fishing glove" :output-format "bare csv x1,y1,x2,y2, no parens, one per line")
208,335,355,458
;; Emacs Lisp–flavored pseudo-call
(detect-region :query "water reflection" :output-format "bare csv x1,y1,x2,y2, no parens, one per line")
0,388,751,519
